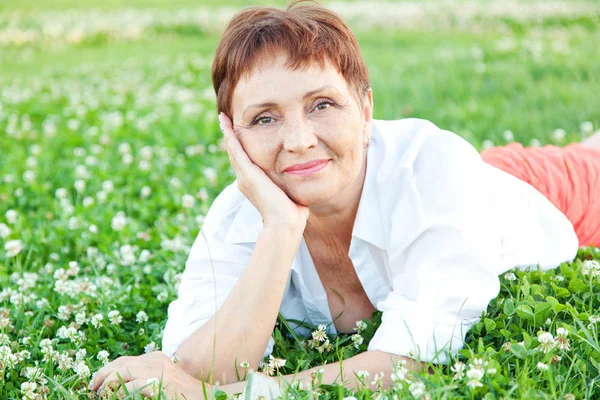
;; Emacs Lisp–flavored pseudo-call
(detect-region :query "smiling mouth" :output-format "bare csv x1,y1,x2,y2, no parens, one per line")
284,159,330,176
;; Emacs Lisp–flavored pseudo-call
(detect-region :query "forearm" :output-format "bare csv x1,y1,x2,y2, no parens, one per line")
175,224,304,384
220,351,433,396
275,350,432,392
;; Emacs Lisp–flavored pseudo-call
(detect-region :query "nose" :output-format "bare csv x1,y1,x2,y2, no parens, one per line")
282,118,318,153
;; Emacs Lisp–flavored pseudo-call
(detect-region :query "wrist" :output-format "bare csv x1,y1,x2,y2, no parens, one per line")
262,220,305,235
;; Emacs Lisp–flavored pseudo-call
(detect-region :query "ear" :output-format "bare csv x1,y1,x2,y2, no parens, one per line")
362,88,374,123
362,88,374,146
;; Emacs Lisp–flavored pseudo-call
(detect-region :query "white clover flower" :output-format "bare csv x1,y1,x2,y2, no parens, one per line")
203,167,218,185
75,312,87,325
580,121,594,135
589,315,600,324
354,320,368,333
57,305,72,321
20,381,37,399
55,188,68,199
370,372,384,387
408,381,426,397
4,240,23,257
76,348,87,361
538,331,556,353
23,170,36,184
450,361,466,380
529,138,542,147
89,224,98,234
351,334,364,349
268,354,286,369
552,128,566,142
503,272,516,281
83,197,95,208
68,217,79,230
140,146,153,160
196,188,209,202
537,362,549,371
482,139,495,149
182,194,195,209
356,370,370,379
111,212,128,231
0,223,10,239
141,186,152,198
74,179,86,193
581,260,600,277
119,244,136,266
122,154,134,164
118,142,131,155
239,361,250,369
97,191,108,203
5,209,18,224
311,325,327,342
136,311,148,323
144,341,159,353
102,180,115,193
73,361,91,378
139,160,151,171
502,130,514,142
108,310,122,325
555,327,570,351
139,249,152,262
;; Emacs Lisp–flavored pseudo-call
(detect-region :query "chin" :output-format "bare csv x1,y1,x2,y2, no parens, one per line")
286,184,337,207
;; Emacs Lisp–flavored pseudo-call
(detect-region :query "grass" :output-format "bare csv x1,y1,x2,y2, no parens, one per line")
0,1,599,399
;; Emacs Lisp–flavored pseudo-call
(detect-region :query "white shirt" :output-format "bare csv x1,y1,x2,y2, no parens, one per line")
162,118,579,365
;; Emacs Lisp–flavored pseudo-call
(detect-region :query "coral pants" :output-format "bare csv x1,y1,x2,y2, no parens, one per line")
481,143,600,247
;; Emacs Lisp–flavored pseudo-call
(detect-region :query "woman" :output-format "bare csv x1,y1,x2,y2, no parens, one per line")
89,1,600,398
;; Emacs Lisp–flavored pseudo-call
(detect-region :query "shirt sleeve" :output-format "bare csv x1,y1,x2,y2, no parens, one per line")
161,186,275,360
367,128,503,365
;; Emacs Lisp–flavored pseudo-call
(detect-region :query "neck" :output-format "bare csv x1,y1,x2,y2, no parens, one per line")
304,151,368,241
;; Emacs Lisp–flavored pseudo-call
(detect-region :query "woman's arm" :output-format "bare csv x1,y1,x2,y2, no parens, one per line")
220,350,433,396
175,223,304,384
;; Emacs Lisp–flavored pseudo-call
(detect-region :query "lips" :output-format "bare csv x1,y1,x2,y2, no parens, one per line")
284,159,330,176
284,159,329,172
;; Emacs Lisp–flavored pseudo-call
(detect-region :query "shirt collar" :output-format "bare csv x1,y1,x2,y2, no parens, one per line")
224,120,386,250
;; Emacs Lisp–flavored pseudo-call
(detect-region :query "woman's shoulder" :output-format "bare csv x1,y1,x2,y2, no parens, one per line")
372,117,482,188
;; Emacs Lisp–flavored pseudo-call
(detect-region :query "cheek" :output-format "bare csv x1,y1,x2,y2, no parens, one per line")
242,138,278,170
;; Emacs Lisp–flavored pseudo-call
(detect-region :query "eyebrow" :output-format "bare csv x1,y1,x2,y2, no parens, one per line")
242,85,341,118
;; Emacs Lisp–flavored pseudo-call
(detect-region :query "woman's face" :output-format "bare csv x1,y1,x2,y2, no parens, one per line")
230,51,373,207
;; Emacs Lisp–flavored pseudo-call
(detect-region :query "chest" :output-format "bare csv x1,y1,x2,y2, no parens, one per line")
305,237,377,333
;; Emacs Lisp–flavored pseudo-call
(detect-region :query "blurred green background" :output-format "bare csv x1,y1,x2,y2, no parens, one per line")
1,0,599,148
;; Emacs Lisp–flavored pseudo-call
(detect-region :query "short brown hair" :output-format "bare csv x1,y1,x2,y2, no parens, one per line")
211,0,371,119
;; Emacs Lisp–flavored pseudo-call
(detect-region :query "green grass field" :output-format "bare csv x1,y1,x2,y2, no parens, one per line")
1,1,600,399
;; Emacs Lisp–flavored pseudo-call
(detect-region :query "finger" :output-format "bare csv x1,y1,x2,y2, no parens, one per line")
89,356,131,391
99,367,134,393
219,113,253,170
118,378,157,398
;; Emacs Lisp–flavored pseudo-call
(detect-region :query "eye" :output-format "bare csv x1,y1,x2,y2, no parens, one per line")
313,99,334,111
251,116,275,126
